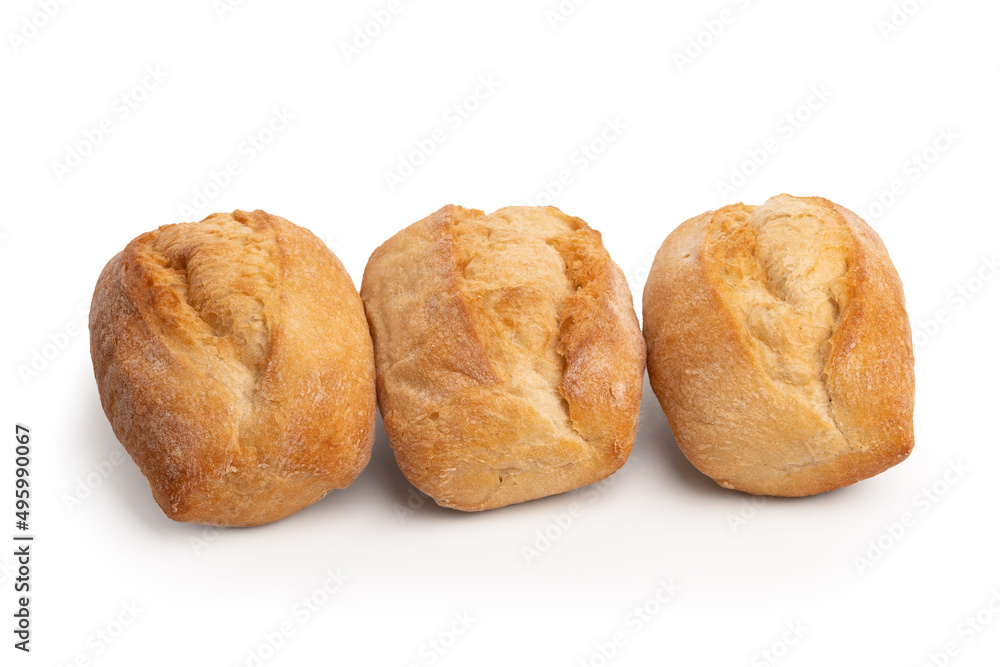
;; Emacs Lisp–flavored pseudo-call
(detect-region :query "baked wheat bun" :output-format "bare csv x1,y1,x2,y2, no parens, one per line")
643,194,914,496
89,210,376,527
361,205,645,511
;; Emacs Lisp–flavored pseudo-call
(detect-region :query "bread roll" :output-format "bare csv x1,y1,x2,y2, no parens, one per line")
89,210,376,527
643,194,914,496
361,205,645,511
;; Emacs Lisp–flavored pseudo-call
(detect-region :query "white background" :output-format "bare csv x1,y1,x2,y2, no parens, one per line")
2,1,999,665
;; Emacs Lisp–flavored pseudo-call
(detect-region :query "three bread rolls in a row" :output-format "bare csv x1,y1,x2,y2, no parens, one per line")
90,195,914,526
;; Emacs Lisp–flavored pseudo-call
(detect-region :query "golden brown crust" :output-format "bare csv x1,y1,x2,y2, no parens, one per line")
361,205,645,511
643,194,914,496
89,210,376,527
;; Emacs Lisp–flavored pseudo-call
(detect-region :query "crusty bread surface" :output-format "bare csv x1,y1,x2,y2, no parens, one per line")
361,205,646,511
90,210,376,527
643,194,915,496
